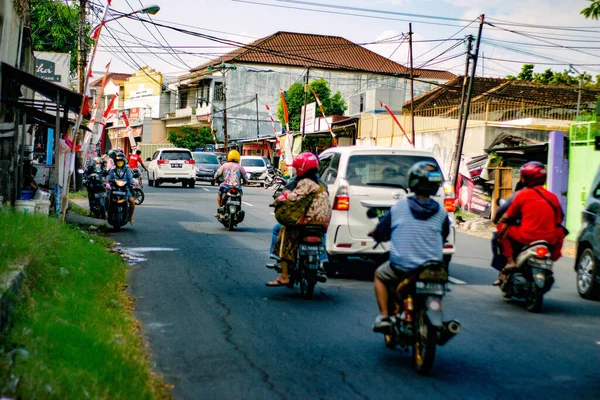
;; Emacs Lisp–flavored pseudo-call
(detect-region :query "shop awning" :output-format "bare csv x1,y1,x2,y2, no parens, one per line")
1,62,82,112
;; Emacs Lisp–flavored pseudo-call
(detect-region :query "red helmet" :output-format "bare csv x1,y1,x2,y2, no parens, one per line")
292,152,319,177
520,161,547,187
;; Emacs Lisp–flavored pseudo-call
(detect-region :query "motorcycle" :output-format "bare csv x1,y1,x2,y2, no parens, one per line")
216,185,245,231
367,208,461,375
107,179,131,232
499,241,554,313
266,225,327,299
265,170,288,197
83,167,108,219
131,169,145,205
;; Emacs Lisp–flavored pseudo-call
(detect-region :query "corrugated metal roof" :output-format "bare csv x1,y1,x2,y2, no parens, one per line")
182,32,453,80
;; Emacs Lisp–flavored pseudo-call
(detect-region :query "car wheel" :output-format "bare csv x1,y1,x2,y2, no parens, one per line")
155,177,161,187
211,180,216,186
577,248,599,300
148,176,154,187
189,180,195,188
182,181,188,188
324,255,347,278
443,255,452,270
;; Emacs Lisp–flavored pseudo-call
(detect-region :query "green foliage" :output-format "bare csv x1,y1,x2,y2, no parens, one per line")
277,78,347,131
168,125,215,150
517,64,534,81
581,0,600,19
29,0,91,72
0,211,168,399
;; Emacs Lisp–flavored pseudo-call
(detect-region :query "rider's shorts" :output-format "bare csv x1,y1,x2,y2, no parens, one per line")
219,185,243,195
376,261,408,286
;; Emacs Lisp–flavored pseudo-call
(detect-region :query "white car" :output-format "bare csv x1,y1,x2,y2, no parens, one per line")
147,148,196,188
318,146,456,267
240,156,269,186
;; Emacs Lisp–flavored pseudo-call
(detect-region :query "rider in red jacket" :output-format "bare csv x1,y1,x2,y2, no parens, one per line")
498,162,565,268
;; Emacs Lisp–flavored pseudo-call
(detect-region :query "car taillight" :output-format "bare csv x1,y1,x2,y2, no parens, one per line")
535,247,549,258
230,189,238,194
157,160,168,164
443,181,456,212
185,160,195,165
333,180,350,211
304,236,322,243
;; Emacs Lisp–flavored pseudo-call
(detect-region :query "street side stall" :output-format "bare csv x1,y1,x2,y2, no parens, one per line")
456,133,549,220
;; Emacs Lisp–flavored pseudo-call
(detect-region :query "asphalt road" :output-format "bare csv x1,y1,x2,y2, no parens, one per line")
109,181,600,400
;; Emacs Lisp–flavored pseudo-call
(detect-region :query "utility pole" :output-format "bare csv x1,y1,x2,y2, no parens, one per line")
78,0,87,94
408,24,415,146
209,62,237,153
301,67,310,134
452,15,484,188
449,35,474,180
576,74,583,119
255,93,260,138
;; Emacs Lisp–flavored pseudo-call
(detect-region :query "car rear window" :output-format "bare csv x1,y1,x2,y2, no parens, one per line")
161,151,192,161
241,158,265,167
194,153,219,164
346,154,441,189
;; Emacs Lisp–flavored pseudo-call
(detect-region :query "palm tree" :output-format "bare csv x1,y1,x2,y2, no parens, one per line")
581,0,600,19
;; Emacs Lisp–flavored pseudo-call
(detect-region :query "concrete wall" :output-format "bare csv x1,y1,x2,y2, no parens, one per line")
178,64,446,143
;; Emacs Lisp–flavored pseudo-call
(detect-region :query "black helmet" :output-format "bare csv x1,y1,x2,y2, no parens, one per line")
407,161,443,196
108,149,118,160
114,152,127,168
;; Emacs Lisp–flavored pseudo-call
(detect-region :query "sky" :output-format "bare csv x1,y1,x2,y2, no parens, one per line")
91,0,600,82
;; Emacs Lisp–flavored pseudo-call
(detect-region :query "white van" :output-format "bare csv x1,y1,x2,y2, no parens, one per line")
318,146,456,267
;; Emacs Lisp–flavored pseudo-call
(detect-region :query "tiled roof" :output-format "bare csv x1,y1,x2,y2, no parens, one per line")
182,32,454,80
90,73,132,87
405,76,600,110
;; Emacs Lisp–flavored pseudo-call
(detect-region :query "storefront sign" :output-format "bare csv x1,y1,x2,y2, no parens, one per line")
130,88,153,99
470,183,493,219
34,52,70,87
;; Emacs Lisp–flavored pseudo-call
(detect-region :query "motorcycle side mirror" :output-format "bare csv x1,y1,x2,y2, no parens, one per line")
366,208,379,219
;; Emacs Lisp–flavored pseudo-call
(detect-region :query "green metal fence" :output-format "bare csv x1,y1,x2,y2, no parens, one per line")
566,122,600,240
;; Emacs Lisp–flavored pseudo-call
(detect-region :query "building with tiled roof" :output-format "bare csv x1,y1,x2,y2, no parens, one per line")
167,31,455,144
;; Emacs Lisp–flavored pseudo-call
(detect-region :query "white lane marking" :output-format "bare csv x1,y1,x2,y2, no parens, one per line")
242,201,254,207
448,276,467,285
203,188,210,192
119,247,178,252
596,341,600,346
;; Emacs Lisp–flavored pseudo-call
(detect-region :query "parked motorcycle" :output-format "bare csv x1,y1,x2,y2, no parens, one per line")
265,170,288,197
499,241,554,313
367,209,460,375
266,225,327,299
107,179,131,232
216,186,245,231
83,167,108,219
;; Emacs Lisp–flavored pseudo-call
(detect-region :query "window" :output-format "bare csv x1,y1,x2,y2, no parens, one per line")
345,154,440,189
193,153,219,165
161,151,192,161
152,151,159,160
359,94,365,113
241,158,265,167
319,152,340,184
179,89,188,109
214,82,224,101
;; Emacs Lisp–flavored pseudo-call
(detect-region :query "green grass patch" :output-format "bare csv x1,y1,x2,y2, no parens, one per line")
67,202,91,218
68,188,88,200
0,211,170,399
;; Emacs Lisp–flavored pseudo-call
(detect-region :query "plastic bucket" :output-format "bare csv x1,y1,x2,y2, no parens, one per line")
34,189,50,201
34,200,51,216
15,200,36,215
20,190,35,200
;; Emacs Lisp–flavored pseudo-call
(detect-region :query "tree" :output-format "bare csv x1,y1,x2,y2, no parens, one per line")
29,0,90,71
168,126,215,151
581,0,600,19
516,64,534,81
277,78,347,131
533,69,554,84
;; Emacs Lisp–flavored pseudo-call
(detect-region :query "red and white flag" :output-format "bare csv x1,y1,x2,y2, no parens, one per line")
279,89,290,134
312,90,337,147
88,61,111,132
265,104,280,155
380,101,413,147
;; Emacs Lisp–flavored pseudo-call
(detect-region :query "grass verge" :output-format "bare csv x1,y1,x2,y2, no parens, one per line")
68,188,88,200
0,211,170,399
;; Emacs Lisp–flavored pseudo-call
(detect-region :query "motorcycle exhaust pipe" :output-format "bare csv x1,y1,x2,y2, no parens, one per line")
437,320,461,346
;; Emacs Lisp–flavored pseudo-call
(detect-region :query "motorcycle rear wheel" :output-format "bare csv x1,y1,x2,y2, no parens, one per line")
133,189,145,205
412,310,436,375
227,215,235,231
525,287,544,313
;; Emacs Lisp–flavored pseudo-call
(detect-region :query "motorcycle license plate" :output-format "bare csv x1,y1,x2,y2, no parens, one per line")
228,200,241,205
95,193,106,198
113,191,127,196
415,282,445,294
172,163,182,168
300,245,320,252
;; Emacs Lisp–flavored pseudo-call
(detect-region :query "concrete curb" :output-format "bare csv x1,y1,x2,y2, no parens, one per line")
0,264,26,333
66,198,108,227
